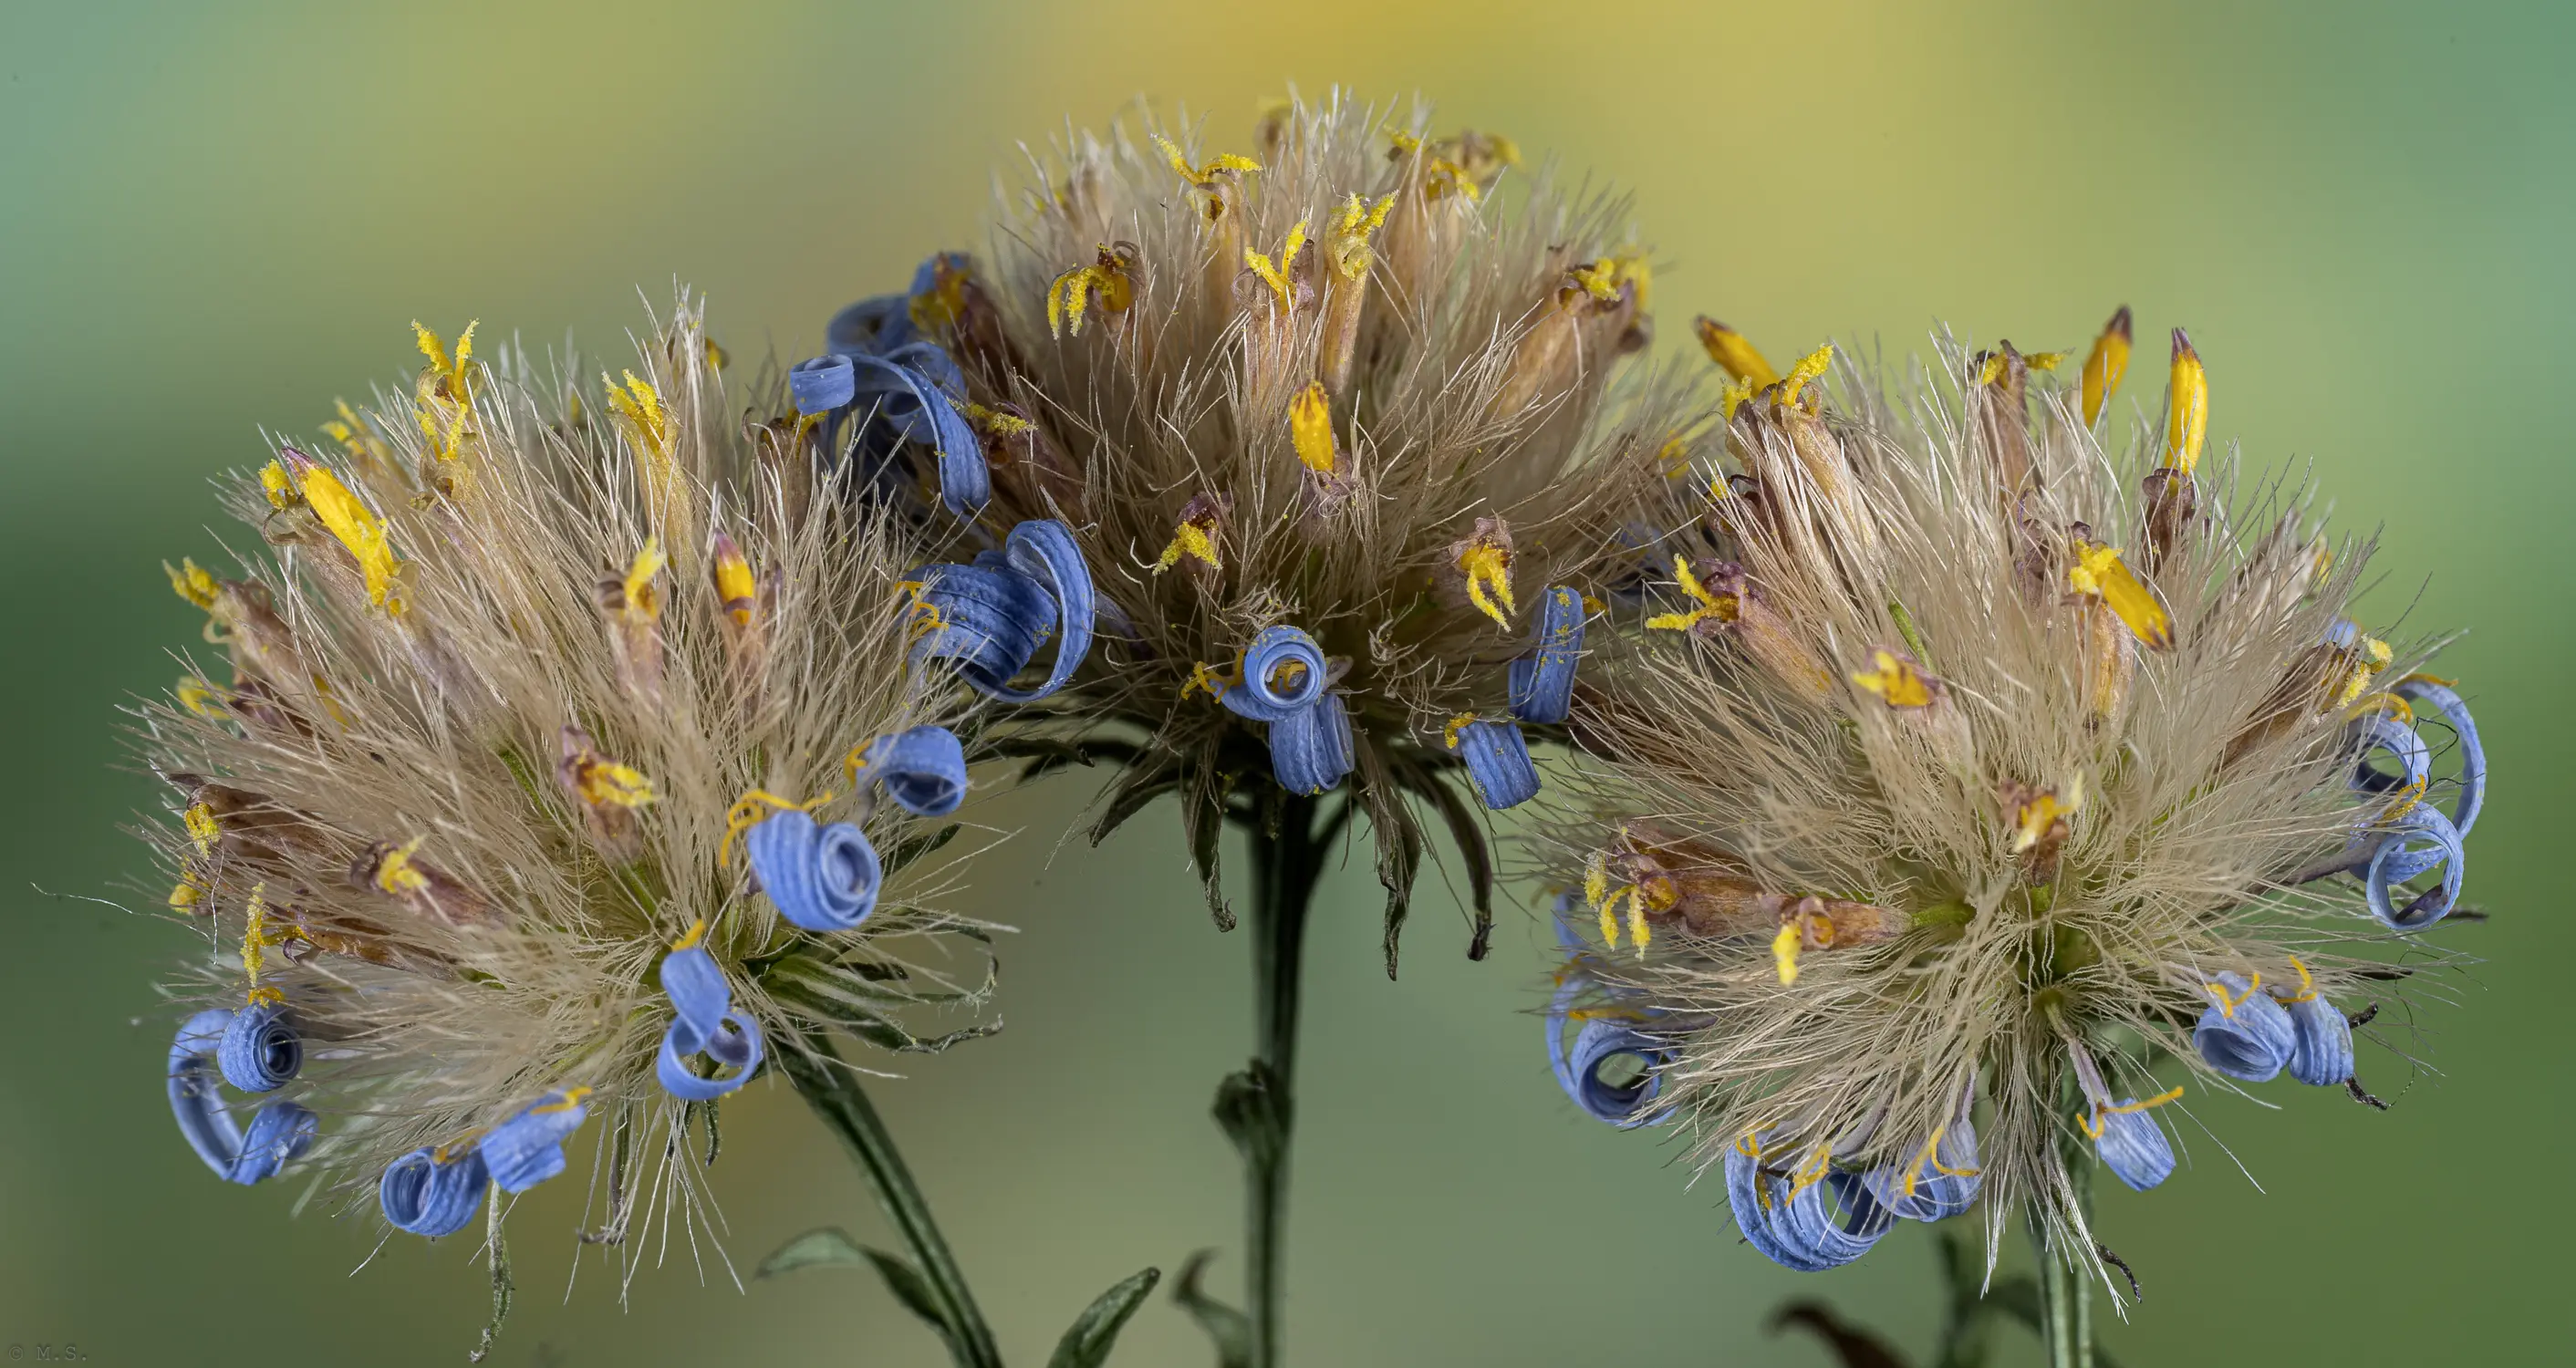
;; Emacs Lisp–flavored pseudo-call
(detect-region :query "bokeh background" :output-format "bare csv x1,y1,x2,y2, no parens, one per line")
4,1,2568,1363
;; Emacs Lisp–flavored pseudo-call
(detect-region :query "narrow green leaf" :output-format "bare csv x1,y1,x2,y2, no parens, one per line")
1171,1249,1252,1368
755,1226,872,1279
860,1245,962,1354
1181,762,1234,930
1044,1266,1163,1368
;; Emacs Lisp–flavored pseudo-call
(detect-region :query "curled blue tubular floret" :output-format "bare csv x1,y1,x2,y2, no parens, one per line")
481,1087,593,1195
1726,1145,1896,1271
1449,717,1540,810
2283,993,2355,1086
168,1008,317,1186
657,943,764,1101
2193,972,2298,1082
380,1145,490,1238
1862,1101,1983,1222
217,998,302,1093
914,519,1096,703
1508,586,1586,724
2092,1104,2176,1192
1544,930,1674,1129
812,255,991,517
1216,627,1353,794
2392,677,2483,837
2364,803,2465,930
748,810,883,933
852,725,969,816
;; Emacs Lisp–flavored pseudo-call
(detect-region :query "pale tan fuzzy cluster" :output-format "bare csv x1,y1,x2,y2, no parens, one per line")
139,298,998,1266
1555,326,2458,1285
926,90,1690,964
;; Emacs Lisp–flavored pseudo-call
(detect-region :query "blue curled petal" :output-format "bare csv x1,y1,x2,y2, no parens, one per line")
2093,1107,2176,1191
170,1010,244,1178
1452,719,1541,810
913,520,1096,703
826,294,915,356
1265,693,1354,794
217,999,301,1093
2350,715,2432,800
1786,1173,1896,1269
227,1102,317,1185
2365,804,2466,930
2285,995,2355,1086
861,725,969,816
789,354,857,414
380,1145,490,1238
1862,1119,1983,1222
659,945,733,1037
2393,678,2483,837
1220,627,1329,722
1563,1019,1673,1128
1544,962,1585,1104
748,810,882,933
986,519,1094,702
2193,972,2298,1082
481,1089,591,1195
1726,1146,1831,1272
657,1012,764,1101
844,347,988,516
1508,586,1586,724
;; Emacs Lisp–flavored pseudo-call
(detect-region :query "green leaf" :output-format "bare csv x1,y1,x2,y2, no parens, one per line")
859,1246,961,1354
1353,743,1422,979
1402,761,1495,960
765,956,1002,1054
1180,762,1234,931
1043,1267,1162,1368
1171,1249,1252,1368
754,1226,873,1279
1211,1062,1283,1166
1766,1299,1910,1368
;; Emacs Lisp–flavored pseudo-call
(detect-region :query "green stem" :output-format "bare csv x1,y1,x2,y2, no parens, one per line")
784,1037,1002,1368
2031,1155,2097,1368
1240,794,1328,1368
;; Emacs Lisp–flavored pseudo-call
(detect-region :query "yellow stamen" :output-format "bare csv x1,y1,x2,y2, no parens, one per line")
2067,540,2172,649
1569,251,1651,308
288,456,404,614
717,789,833,869
1154,520,1222,575
1694,317,1779,389
2008,776,2084,854
1242,218,1312,315
529,1084,595,1114
711,533,758,628
1154,136,1261,189
1583,850,1610,911
2080,1084,2186,1139
1776,341,1834,406
1850,648,1934,709
1289,382,1338,476
321,399,383,465
1184,660,1242,700
964,403,1033,437
602,369,678,522
373,837,431,896
240,881,272,988
571,755,655,810
1455,528,1516,627
619,537,667,622
166,557,221,611
1440,712,1478,750
183,802,219,857
671,917,708,952
1645,556,1738,633
2206,972,2262,1019
2335,634,2394,709
2164,328,2208,473
1046,245,1135,338
2021,352,2064,371
169,869,206,911
412,320,481,469
1626,896,1652,954
175,675,223,718
258,459,299,512
1771,921,1802,985
2081,306,2133,426
1324,192,1396,281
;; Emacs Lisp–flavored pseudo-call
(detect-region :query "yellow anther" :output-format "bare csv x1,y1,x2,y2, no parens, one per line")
169,869,207,911
2008,775,2083,855
1777,341,1835,405
1583,851,1610,910
413,320,481,468
603,369,679,521
2081,306,2133,426
1324,192,1396,281
321,399,385,465
2164,328,2208,473
1719,376,1759,423
374,837,432,896
2080,1084,2186,1139
2021,351,2065,371
2334,633,2394,709
908,254,972,334
1289,382,1339,477
963,403,1034,437
1454,523,1517,627
286,455,404,614
1154,136,1261,190
175,675,224,719
166,557,222,612
2206,972,2262,1018
717,789,832,869
1788,1143,1833,1197
1243,218,1312,315
1626,896,1653,954
2067,540,2172,649
258,459,299,512
1440,713,1481,751
711,532,757,628
1850,648,1934,709
618,537,667,623
1184,660,1242,700
240,881,272,987
1771,921,1803,985
671,917,708,952
571,755,655,810
1645,556,1739,633
244,986,286,1009
1569,251,1651,309
1047,245,1135,338
2281,957,2319,1005
183,802,219,857
1597,888,1626,948
1153,505,1225,575
1695,317,1780,389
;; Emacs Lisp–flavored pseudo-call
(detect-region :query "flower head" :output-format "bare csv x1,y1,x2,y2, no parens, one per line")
1544,320,2484,1290
804,92,1685,969
140,299,1015,1271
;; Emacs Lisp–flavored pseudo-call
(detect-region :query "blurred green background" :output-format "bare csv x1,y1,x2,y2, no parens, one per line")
4,1,2567,1363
